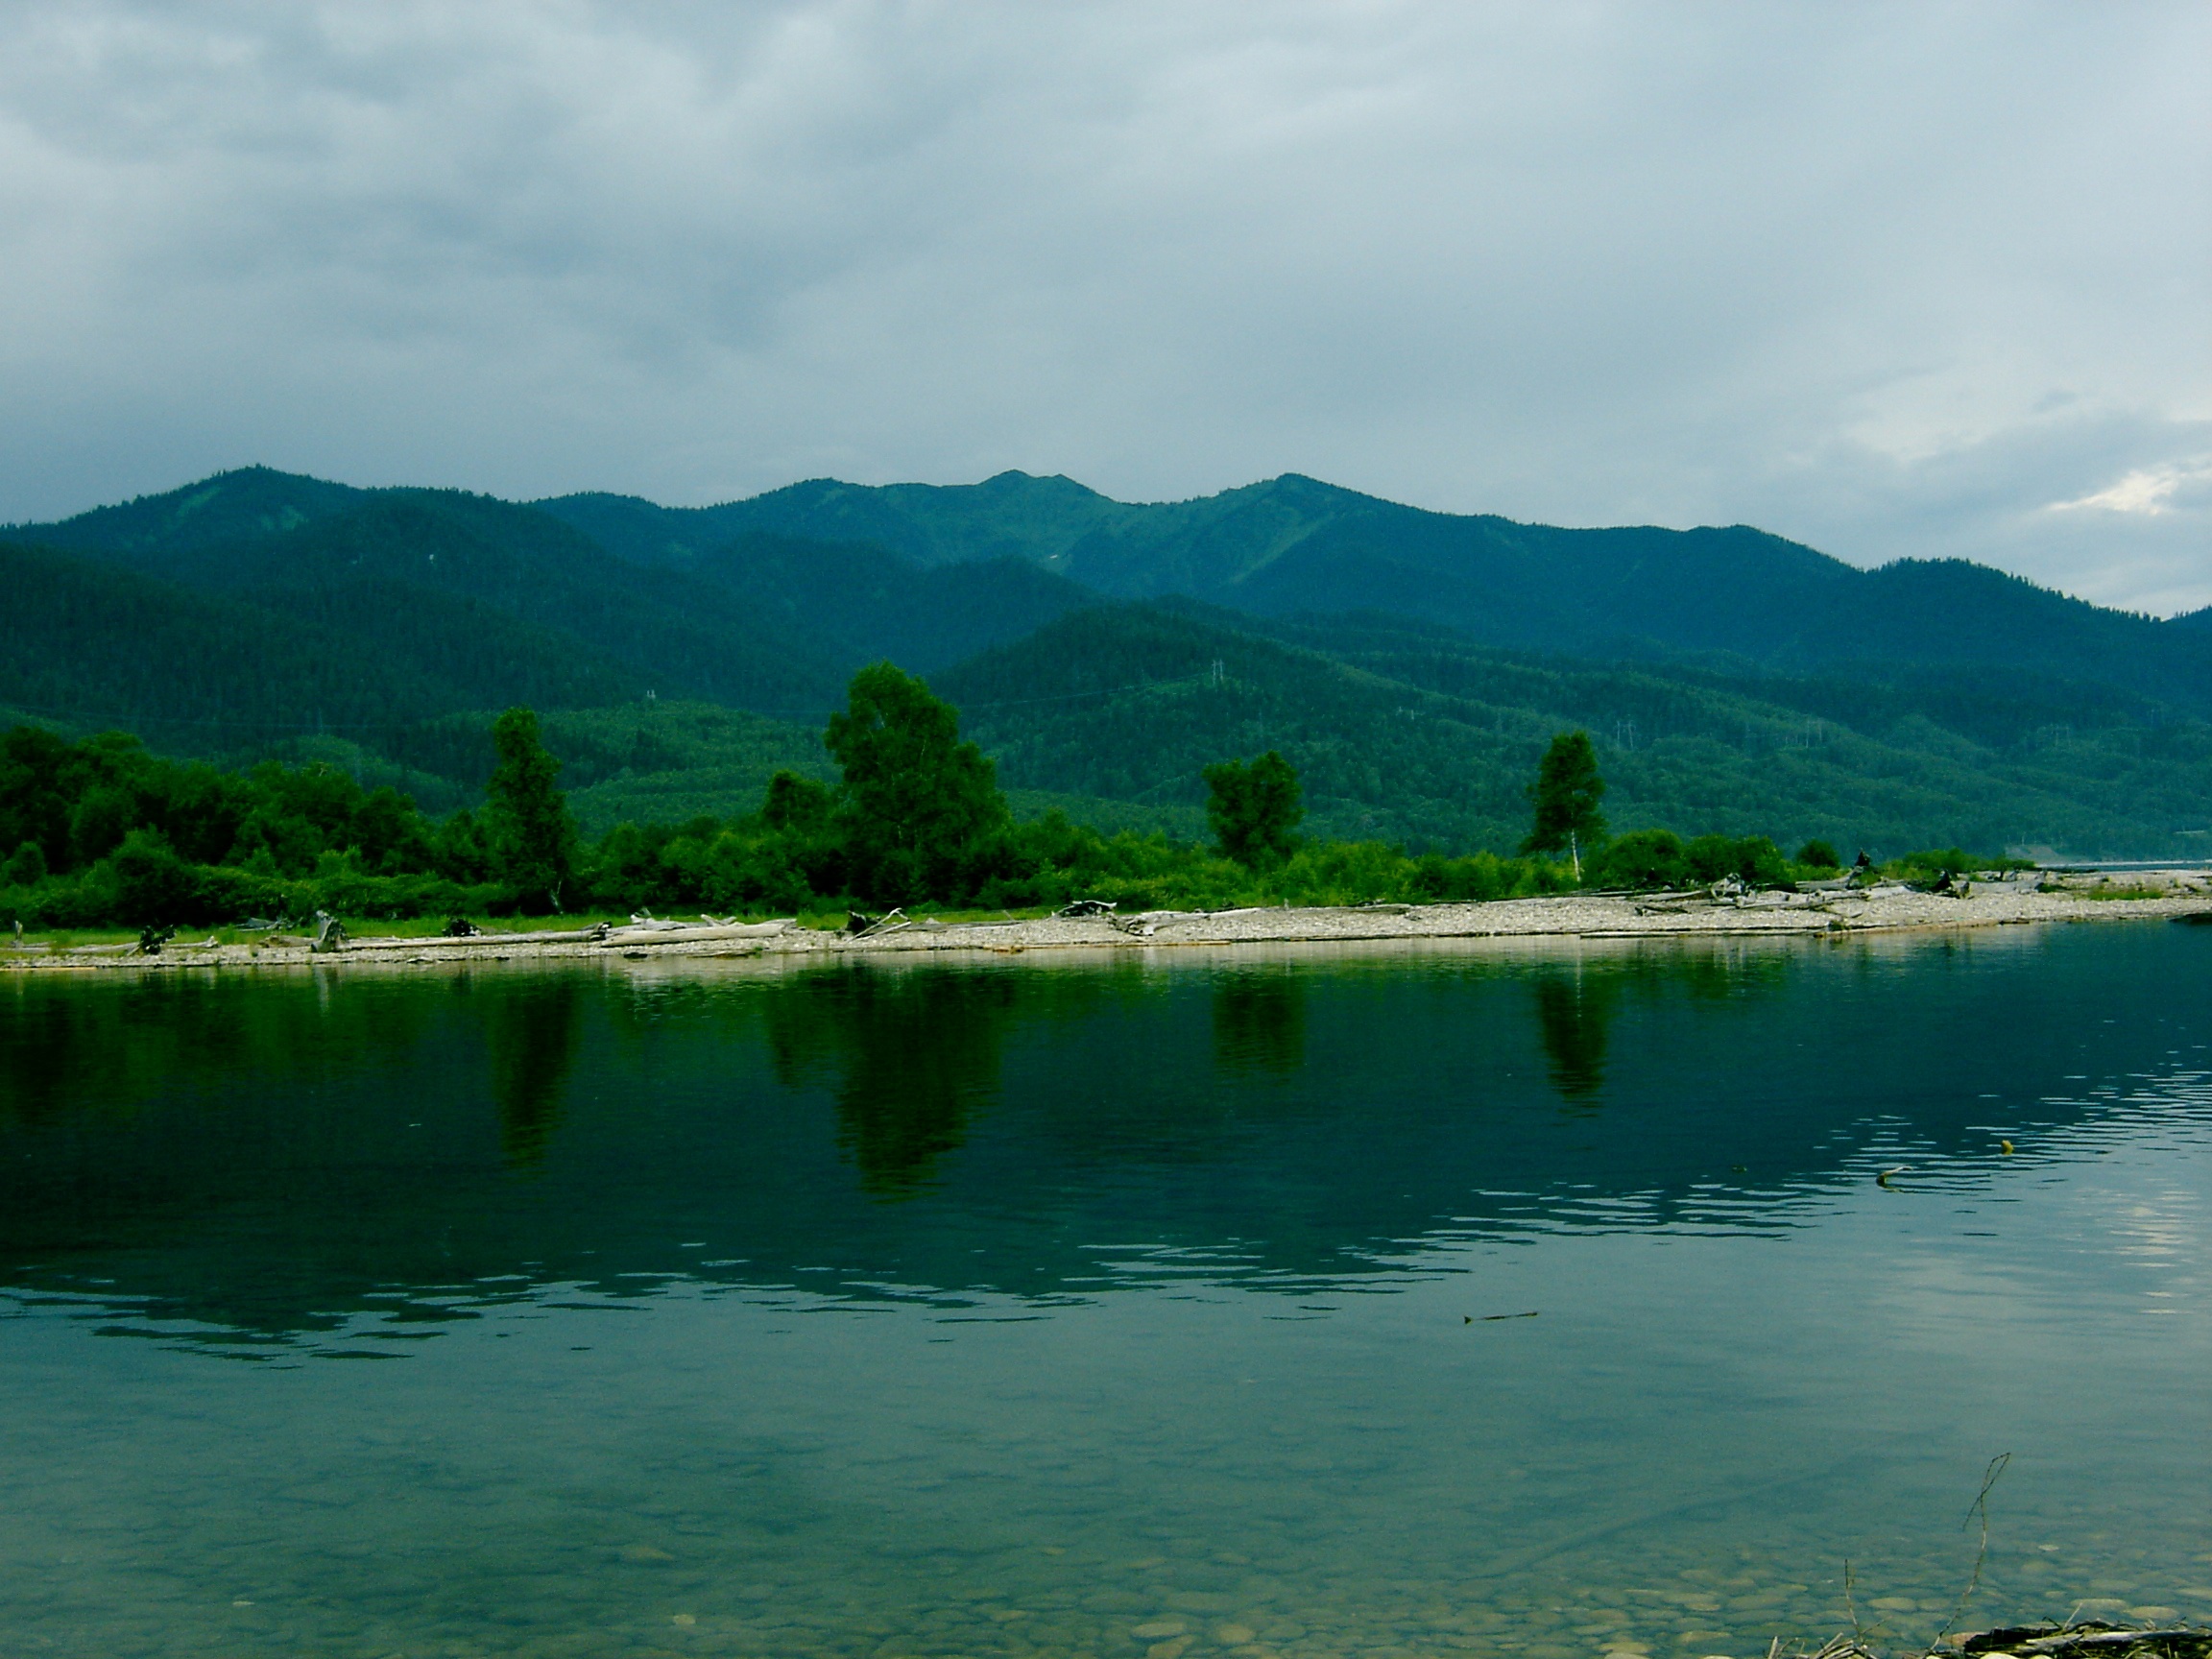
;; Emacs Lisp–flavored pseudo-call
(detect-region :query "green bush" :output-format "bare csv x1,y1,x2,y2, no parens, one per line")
1796,839,1840,871
1895,847,1975,879
1590,829,1689,890
4,840,46,887
1684,833,1789,887
111,830,202,926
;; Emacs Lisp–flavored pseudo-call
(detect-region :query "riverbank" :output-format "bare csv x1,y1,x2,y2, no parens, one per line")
8,879,2212,972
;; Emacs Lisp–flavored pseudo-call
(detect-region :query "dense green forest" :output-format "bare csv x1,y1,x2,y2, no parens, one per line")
0,649,2035,936
7,463,2210,862
0,681,1594,931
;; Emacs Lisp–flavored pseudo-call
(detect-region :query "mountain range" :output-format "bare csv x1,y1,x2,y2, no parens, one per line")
6,465,2209,857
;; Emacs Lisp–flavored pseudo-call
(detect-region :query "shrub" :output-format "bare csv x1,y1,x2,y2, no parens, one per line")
4,840,46,887
1591,829,1689,890
1685,833,1789,887
1796,839,1840,871
111,830,201,926
1896,847,1975,879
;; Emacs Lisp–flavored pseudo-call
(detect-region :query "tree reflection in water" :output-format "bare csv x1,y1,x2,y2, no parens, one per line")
1533,972,1621,1103
1212,969,1308,1077
765,966,1020,1198
482,976,585,1168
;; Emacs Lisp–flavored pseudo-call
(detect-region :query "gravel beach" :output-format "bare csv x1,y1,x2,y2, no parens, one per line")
11,876,2211,974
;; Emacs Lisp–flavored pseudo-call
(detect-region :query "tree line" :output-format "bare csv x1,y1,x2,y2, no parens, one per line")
0,663,1992,933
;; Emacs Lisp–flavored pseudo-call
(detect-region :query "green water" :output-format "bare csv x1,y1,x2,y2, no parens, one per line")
2,926,2207,1659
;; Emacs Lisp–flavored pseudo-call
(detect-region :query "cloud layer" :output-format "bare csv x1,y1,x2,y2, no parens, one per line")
2,2,2206,609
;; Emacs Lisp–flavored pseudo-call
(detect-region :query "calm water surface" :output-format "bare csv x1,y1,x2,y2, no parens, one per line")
2,926,2208,1659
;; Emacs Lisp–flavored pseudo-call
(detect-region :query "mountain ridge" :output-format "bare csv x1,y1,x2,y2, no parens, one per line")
11,464,2211,857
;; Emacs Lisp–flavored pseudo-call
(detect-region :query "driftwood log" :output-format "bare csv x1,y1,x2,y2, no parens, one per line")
1960,1625,2211,1659
600,921,793,949
341,923,610,951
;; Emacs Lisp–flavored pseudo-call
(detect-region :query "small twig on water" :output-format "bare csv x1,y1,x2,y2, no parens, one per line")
1933,1452,2012,1647
1845,1558,1863,1647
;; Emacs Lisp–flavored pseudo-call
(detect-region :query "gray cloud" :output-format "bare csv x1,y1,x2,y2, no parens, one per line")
1,2,2205,608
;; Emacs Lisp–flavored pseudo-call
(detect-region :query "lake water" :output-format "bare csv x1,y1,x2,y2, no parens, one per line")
2,925,2208,1659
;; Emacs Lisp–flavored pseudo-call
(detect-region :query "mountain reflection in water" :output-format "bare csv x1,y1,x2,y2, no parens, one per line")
0,926,2206,1351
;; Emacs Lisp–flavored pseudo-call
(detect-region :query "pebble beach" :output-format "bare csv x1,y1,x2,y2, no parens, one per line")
9,875,2211,974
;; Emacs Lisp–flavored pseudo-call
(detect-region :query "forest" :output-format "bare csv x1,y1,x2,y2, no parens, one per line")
7,463,2210,867
0,666,1997,935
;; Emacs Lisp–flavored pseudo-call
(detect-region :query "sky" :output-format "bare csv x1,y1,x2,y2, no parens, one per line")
1,2,2206,612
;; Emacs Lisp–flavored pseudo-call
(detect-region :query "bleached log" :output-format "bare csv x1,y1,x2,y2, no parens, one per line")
344,924,612,951
602,921,795,948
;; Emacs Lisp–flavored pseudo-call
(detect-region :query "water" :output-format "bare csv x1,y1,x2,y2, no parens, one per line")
2,926,2207,1658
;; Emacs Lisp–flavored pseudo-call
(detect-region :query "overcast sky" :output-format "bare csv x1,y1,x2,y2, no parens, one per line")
2,2,2206,611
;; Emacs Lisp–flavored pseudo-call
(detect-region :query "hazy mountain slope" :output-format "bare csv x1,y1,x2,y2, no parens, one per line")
38,493,853,715
657,531,1096,674
10,466,370,555
635,469,2212,714
40,479,1092,699
933,604,2212,858
0,540,636,748
1242,610,2171,756
42,465,2212,718
539,471,1146,570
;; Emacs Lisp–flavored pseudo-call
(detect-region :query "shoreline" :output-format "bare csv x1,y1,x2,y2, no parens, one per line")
8,885,2211,974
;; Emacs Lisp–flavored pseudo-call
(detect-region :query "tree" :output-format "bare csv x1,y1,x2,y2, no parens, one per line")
761,770,831,835
1796,838,1840,871
483,708,577,911
4,840,46,887
824,663,1007,902
1204,751,1303,868
1522,732,1606,875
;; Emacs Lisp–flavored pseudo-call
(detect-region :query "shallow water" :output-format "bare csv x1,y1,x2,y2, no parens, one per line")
2,925,2208,1659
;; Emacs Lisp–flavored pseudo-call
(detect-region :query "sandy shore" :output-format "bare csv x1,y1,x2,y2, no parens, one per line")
9,878,2211,973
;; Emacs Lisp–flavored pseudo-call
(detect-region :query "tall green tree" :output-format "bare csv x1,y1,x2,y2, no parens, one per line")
1204,751,1303,868
1522,731,1606,875
483,707,577,911
824,663,1007,902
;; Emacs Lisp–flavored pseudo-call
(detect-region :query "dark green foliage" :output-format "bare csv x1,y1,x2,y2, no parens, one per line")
1590,829,1689,890
1797,839,1841,870
1522,732,1606,858
1204,752,1304,868
824,664,1008,903
1895,847,1976,879
762,770,832,833
5,840,45,886
0,722,507,929
111,830,200,926
1684,834,1789,887
484,709,578,911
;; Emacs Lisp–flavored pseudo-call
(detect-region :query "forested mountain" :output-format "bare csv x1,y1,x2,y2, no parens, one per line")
0,539,637,740
10,465,2212,858
11,471,1094,700
13,465,367,555
936,603,2211,856
538,470,2212,714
